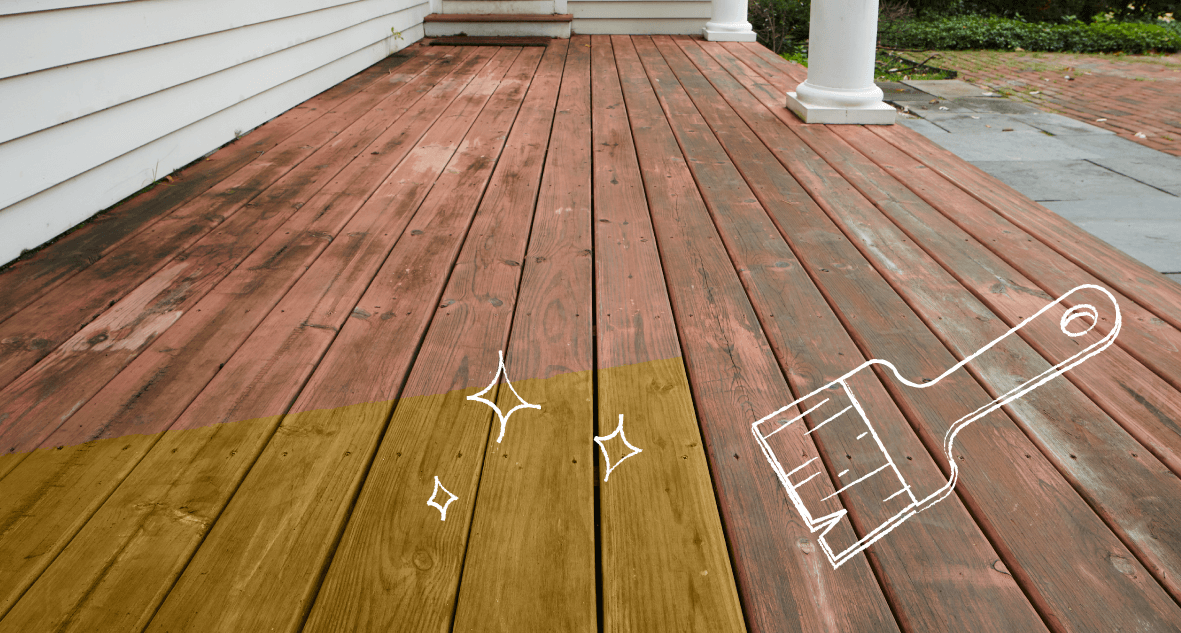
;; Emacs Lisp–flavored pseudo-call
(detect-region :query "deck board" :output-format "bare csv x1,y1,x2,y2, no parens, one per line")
591,35,745,633
663,35,1046,631
1,37,1180,632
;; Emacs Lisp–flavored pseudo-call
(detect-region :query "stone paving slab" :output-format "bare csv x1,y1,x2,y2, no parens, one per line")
932,132,1100,162
954,97,1041,115
898,117,949,137
1086,157,1181,196
1042,197,1181,272
902,79,994,99
919,49,1181,156
921,112,1042,134
877,81,937,101
1010,111,1114,136
971,160,1172,201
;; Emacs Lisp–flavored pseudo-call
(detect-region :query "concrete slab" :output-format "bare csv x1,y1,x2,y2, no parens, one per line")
922,113,1042,134
898,116,950,137
972,160,1172,201
876,81,934,101
934,132,1100,162
956,97,1041,115
1166,273,1181,282
1043,197,1181,272
1085,156,1181,196
1012,111,1115,136
902,79,993,99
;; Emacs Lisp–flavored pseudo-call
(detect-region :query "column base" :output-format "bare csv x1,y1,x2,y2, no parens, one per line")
786,91,896,125
702,26,757,42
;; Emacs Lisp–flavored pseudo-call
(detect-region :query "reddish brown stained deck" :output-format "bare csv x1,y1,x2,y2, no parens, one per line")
1,35,1180,632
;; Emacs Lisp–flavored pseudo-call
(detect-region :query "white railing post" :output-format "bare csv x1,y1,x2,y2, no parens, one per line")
785,0,895,124
704,0,757,41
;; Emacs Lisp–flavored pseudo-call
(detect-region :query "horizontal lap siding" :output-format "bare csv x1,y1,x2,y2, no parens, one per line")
0,0,428,266
572,0,710,34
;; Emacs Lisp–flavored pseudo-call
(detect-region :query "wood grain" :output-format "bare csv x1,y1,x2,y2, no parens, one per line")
707,39,1181,632
591,35,746,633
0,45,464,396
611,34,900,633
0,48,427,325
0,47,501,627
661,35,1047,632
141,46,538,633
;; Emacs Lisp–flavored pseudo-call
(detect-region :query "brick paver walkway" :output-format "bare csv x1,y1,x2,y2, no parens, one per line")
923,49,1181,156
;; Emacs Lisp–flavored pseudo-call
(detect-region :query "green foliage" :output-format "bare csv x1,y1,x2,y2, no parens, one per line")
749,0,810,54
878,15,1181,52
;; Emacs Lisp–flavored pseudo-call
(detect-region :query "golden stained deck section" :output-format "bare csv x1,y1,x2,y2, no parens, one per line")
0,35,1180,632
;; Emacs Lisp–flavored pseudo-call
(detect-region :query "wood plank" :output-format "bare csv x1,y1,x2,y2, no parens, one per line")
141,46,540,633
830,124,1181,477
729,46,1181,332
0,46,482,473
429,36,553,46
0,45,462,395
590,35,746,633
702,39,1181,631
785,119,1181,604
872,120,1181,331
654,35,1046,631
446,36,598,633
737,47,1181,396
609,35,900,633
0,48,503,627
0,48,423,325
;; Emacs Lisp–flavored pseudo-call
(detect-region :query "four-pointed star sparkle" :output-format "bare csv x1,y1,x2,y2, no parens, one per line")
594,414,643,482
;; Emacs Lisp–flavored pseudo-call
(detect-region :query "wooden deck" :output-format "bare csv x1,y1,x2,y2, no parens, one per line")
1,35,1180,632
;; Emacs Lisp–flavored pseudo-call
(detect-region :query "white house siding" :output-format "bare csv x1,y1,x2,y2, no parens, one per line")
571,0,711,34
0,0,428,266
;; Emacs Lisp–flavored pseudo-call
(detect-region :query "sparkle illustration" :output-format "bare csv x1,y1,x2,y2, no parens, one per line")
427,475,458,521
595,414,643,482
467,349,540,443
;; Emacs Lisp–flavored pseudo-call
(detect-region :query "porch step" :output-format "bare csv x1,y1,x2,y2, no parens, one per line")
442,0,555,15
428,36,553,46
424,13,573,38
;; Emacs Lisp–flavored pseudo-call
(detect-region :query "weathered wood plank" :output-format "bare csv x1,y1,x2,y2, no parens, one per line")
446,37,599,633
830,124,1181,476
786,119,1181,604
591,35,746,633
142,46,539,633
303,43,568,633
741,49,1181,395
0,45,459,395
0,46,483,477
706,39,1181,631
657,35,1046,631
611,35,900,633
0,48,502,627
740,43,1181,333
713,49,1181,601
0,48,429,325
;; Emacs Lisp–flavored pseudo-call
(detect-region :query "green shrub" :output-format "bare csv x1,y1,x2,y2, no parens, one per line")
878,15,1181,52
749,0,810,54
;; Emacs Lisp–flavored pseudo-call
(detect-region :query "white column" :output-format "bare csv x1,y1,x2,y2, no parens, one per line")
785,0,895,124
703,0,757,42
